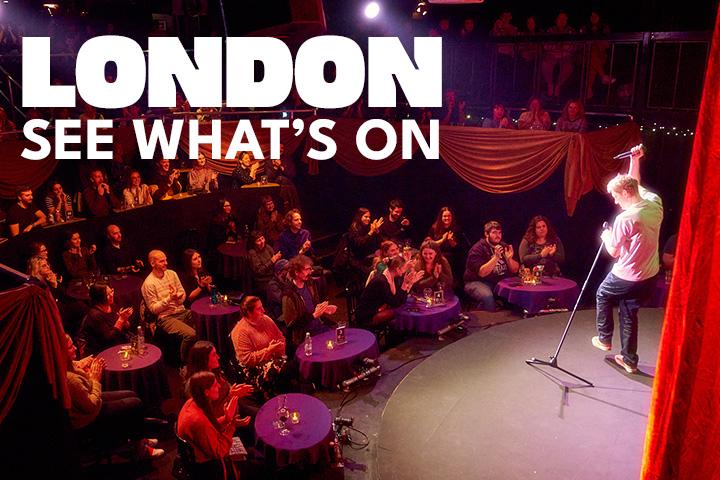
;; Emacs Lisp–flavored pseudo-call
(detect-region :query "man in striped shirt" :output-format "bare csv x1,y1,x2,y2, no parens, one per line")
141,250,197,363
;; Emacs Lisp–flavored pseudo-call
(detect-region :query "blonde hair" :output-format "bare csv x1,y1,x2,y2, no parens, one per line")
606,174,638,196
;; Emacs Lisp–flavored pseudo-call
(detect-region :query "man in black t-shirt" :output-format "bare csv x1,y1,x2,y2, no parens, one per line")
463,220,519,311
100,224,144,274
378,199,411,244
7,186,46,236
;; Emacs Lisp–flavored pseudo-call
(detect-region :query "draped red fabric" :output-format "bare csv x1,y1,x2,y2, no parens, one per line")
641,9,720,480
1,119,639,215
0,283,71,423
0,140,58,198
564,123,642,215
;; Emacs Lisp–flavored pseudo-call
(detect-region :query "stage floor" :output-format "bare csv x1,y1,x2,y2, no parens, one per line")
377,309,663,480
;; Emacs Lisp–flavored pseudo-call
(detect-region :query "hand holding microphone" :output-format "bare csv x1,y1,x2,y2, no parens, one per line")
613,144,645,160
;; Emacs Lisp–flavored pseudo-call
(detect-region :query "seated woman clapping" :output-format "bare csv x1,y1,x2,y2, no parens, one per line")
64,334,164,460
518,215,565,276
178,371,250,480
184,341,256,419
411,239,453,295
78,282,133,355
355,256,424,328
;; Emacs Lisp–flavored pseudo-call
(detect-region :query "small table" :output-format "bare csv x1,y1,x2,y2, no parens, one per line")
494,277,579,316
393,295,461,334
255,393,332,467
190,297,242,356
217,241,252,292
65,274,143,308
96,343,170,410
295,328,379,389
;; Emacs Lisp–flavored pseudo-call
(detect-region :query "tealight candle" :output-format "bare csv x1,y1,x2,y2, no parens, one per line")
326,340,334,350
291,411,300,424
223,295,228,304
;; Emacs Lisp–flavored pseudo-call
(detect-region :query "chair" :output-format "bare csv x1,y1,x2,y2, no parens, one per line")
173,425,198,480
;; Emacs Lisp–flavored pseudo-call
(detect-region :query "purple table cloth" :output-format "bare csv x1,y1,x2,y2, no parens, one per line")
255,393,332,467
65,274,143,307
217,241,252,291
494,277,579,315
191,297,242,356
97,343,170,409
295,328,379,389
393,295,461,334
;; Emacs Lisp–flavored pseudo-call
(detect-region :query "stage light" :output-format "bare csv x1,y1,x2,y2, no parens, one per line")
364,2,380,19
413,1,429,19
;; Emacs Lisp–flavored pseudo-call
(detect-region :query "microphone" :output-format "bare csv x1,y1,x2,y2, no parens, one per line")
613,144,644,160
603,221,610,230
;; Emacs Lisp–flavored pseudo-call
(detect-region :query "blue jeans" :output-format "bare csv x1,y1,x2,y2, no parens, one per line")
595,272,654,368
464,280,497,311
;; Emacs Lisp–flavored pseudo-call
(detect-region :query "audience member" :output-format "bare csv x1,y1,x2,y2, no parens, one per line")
82,169,121,217
210,198,240,247
580,10,615,100
231,296,286,368
412,239,453,294
232,152,259,188
7,186,46,236
464,221,520,311
183,341,255,419
277,209,313,261
343,208,383,281
44,180,74,223
141,250,197,363
27,255,61,292
179,249,214,307
64,334,164,459
481,103,514,129
248,231,282,294
188,152,219,193
662,234,678,276
542,11,578,98
377,199,411,244
356,256,424,328
556,99,588,132
100,224,144,274
439,89,467,126
255,195,284,248
177,371,247,479
266,259,290,321
518,97,552,130
518,215,565,276
281,255,337,350
428,207,464,267
150,158,182,201
78,282,133,355
458,17,478,42
62,231,98,279
123,170,153,209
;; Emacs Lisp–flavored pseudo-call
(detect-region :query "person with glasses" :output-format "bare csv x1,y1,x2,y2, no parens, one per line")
122,170,153,209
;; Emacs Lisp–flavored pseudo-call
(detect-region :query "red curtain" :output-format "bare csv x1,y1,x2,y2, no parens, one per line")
641,8,720,480
0,283,70,423
0,139,58,198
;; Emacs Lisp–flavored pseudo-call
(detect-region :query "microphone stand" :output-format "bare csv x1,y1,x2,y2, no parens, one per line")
525,226,609,387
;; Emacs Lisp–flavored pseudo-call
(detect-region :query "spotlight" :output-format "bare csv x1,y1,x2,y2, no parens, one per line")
364,2,380,19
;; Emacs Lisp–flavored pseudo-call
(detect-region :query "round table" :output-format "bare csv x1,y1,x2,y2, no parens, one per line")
255,393,332,467
217,241,252,291
190,297,242,356
96,343,170,410
295,328,379,389
494,277,579,316
65,274,143,307
393,295,461,334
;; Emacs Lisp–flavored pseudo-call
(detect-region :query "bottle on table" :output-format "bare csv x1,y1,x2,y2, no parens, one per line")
304,332,313,357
